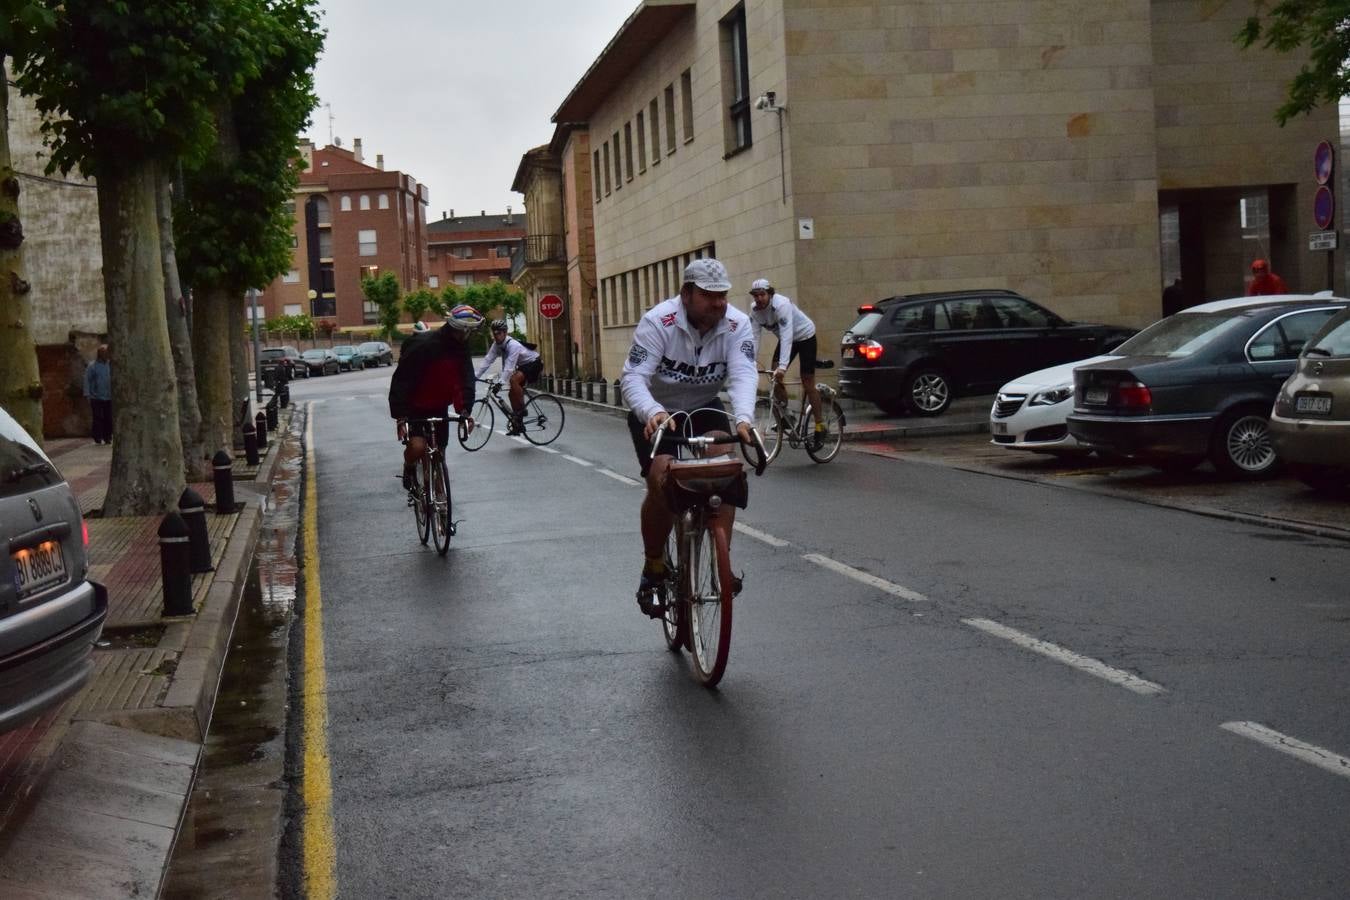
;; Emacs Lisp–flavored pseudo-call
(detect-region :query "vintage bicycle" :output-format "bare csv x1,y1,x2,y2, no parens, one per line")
458,377,565,451
647,411,767,688
402,415,469,555
749,363,846,464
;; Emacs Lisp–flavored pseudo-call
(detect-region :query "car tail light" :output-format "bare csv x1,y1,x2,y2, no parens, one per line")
857,340,883,362
1116,381,1152,409
857,304,876,314
82,518,89,548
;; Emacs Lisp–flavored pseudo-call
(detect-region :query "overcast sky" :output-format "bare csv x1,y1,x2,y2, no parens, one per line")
308,0,638,221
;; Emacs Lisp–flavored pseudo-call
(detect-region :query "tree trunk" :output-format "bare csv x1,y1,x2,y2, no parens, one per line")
229,297,250,449
156,167,209,480
193,285,234,456
0,66,42,443
97,160,185,515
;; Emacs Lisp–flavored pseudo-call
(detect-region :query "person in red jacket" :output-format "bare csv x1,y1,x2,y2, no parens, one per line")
1247,259,1288,296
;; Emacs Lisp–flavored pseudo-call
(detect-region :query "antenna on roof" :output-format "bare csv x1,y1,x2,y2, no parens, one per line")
323,102,335,146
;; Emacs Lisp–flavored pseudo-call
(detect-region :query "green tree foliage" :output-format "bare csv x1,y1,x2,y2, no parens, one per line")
265,313,316,338
461,281,526,331
362,271,402,340
402,286,440,325
1238,1,1350,124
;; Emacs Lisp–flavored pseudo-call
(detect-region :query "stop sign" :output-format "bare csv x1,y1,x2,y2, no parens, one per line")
539,293,564,320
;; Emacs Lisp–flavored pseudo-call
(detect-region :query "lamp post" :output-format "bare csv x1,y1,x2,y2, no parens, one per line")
249,287,263,401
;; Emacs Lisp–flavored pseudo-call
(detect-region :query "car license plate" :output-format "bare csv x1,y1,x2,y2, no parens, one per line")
12,540,66,599
1085,388,1109,404
1295,394,1332,415
991,422,1008,435
843,347,855,358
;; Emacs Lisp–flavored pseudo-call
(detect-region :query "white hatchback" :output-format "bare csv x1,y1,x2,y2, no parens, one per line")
990,354,1119,456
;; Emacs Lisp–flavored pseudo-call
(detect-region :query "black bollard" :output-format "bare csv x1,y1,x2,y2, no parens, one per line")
160,512,194,617
178,487,214,573
243,419,259,466
586,381,595,402
255,412,269,451
266,395,279,430
613,379,624,407
279,381,290,408
598,381,607,404
212,450,236,514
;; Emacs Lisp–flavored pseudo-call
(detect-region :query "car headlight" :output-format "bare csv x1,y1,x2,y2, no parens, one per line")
1028,385,1073,407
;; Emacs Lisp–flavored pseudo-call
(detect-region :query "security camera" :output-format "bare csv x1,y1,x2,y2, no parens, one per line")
754,94,770,110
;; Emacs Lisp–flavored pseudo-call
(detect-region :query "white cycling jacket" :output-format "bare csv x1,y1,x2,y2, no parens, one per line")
621,296,758,426
475,336,540,380
747,293,816,369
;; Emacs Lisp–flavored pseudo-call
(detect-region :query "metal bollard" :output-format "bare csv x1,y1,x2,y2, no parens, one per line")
178,487,214,573
159,512,194,617
613,379,624,407
598,381,607,404
242,419,259,466
279,381,290,408
266,395,279,430
212,450,236,513
254,412,269,451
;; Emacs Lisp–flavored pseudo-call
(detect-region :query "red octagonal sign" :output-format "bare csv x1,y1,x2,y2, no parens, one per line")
538,293,564,320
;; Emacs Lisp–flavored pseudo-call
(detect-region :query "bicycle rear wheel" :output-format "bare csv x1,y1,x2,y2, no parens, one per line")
459,398,494,451
414,458,430,545
747,397,783,465
429,453,452,555
805,400,846,463
520,392,565,445
687,514,733,687
661,527,686,652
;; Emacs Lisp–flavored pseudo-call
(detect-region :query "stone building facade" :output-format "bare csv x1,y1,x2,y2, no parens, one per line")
546,0,1339,381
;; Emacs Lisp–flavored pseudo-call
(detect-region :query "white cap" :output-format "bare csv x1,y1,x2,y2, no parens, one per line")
682,258,732,293
750,278,771,292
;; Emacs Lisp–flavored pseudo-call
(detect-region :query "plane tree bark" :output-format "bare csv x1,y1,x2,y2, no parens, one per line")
0,61,41,442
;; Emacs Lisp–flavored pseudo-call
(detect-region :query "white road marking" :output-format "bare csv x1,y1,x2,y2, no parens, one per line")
598,468,639,486
733,522,790,548
563,455,593,467
534,446,560,454
1221,722,1350,780
962,618,1165,696
802,553,929,602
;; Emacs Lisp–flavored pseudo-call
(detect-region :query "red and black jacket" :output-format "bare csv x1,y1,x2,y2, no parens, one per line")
387,329,476,420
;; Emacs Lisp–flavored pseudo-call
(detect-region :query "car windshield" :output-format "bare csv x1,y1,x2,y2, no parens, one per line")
1112,312,1250,358
302,350,326,360
358,342,382,353
845,312,884,339
333,346,354,354
1307,315,1350,358
260,349,285,360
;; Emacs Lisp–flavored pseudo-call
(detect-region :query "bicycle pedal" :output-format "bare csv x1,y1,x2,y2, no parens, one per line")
731,573,744,597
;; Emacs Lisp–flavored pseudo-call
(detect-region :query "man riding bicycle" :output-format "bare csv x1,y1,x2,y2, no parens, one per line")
388,304,481,490
475,319,543,435
747,277,826,447
621,258,758,617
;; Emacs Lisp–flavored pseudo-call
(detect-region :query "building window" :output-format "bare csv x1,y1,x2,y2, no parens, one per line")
359,195,370,211
283,303,302,316
624,122,634,181
282,269,301,283
283,200,296,218
429,275,439,288
593,149,603,200
664,84,677,154
340,195,352,212
612,131,622,190
358,228,377,256
681,69,694,143
496,244,513,258
721,5,752,154
290,234,299,249
452,245,473,259
378,193,389,210
636,112,647,173
363,301,378,324
602,142,612,195
317,231,333,258
454,273,472,286
649,98,661,165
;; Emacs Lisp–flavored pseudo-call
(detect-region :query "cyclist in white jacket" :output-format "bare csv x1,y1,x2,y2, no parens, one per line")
748,278,826,445
476,319,543,435
621,258,757,616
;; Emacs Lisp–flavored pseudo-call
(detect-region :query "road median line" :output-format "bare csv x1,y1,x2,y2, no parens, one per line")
962,617,1165,696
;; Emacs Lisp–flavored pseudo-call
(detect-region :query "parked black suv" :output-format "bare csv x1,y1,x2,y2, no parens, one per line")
839,289,1135,415
260,345,306,383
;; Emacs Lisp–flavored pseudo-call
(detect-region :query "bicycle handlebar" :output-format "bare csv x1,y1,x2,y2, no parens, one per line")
650,421,769,477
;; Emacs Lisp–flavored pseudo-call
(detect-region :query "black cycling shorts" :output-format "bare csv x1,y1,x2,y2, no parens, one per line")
627,399,727,479
772,335,819,376
406,416,450,450
518,358,543,385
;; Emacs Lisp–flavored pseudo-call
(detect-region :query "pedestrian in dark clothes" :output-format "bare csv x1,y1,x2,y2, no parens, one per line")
84,344,112,444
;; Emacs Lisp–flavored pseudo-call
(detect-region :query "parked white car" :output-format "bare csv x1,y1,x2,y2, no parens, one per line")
990,354,1119,456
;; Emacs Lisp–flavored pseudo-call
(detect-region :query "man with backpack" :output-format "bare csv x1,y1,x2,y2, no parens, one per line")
476,319,544,435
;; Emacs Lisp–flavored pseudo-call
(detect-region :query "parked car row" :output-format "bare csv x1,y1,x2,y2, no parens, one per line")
987,294,1350,493
260,341,393,380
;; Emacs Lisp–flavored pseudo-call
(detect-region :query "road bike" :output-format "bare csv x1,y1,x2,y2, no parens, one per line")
749,364,846,465
459,377,565,451
402,415,468,555
647,411,767,688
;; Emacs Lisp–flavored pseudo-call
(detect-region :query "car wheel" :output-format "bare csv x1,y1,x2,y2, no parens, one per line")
903,367,952,417
1210,408,1279,479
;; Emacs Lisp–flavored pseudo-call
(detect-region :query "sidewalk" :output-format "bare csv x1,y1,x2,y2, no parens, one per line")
0,404,293,898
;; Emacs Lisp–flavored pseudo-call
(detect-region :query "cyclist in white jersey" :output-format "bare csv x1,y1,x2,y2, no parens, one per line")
747,278,826,445
621,258,758,616
476,319,543,435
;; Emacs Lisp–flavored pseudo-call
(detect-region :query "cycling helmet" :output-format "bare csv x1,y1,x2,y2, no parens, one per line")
490,318,508,332
444,304,485,331
412,320,429,332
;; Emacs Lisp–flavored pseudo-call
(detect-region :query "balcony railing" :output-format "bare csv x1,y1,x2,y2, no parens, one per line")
510,235,564,282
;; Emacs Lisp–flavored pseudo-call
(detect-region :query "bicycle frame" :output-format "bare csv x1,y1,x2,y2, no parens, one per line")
403,415,465,555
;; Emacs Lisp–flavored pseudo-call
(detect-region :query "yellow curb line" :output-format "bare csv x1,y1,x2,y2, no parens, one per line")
301,409,336,898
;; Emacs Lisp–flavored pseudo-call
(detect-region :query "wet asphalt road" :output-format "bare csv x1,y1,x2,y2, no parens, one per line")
289,367,1350,899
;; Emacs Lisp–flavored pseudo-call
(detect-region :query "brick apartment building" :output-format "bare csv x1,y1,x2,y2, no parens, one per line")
424,210,525,290
259,139,429,328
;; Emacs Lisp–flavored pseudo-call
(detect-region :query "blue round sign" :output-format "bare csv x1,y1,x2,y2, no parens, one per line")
1314,185,1335,229
1315,140,1334,185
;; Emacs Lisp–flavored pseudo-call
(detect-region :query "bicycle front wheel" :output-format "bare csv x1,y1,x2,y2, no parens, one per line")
687,515,734,687
414,459,431,545
661,527,686,653
429,453,452,555
520,392,565,446
747,397,783,465
459,398,494,451
805,400,846,464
